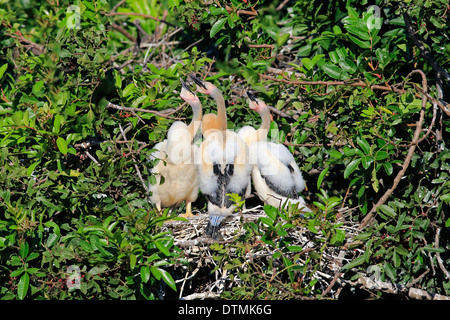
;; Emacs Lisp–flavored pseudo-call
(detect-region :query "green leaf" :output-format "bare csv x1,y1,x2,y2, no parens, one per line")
322,63,348,80
307,219,319,234
393,251,401,268
130,254,137,269
210,17,227,38
356,137,370,155
283,256,295,282
159,268,177,291
44,221,60,236
32,80,45,97
45,233,59,247
328,148,343,159
88,265,108,276
422,246,446,253
287,245,303,252
378,204,396,218
361,155,373,169
26,252,39,262
341,255,365,271
383,162,393,175
150,266,161,280
384,262,396,281
339,57,357,74
346,24,370,41
441,193,450,203
79,240,93,253
19,242,29,259
154,240,170,256
132,95,147,108
317,166,329,189
56,137,68,155
259,217,274,227
395,245,408,256
122,83,136,98
333,25,342,34
0,63,8,81
27,160,41,177
276,33,290,47
263,205,278,221
330,229,345,246
344,158,361,178
375,150,388,161
18,273,30,300
12,111,23,126
301,58,314,70
140,265,150,283
346,6,359,18
52,114,64,134
347,34,371,49
375,48,390,68
10,269,25,277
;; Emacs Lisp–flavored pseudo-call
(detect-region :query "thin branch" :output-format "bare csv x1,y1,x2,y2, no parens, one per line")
321,271,342,298
85,151,100,166
412,84,450,117
180,292,221,300
435,227,450,279
106,101,186,120
110,22,136,42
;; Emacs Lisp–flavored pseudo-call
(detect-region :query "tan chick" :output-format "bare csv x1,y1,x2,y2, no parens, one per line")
149,79,202,218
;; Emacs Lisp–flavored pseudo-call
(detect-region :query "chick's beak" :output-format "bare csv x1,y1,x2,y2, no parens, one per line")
246,91,258,102
189,74,207,90
181,78,195,95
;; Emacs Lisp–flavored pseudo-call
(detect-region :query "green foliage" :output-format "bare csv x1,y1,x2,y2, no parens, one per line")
1,0,449,300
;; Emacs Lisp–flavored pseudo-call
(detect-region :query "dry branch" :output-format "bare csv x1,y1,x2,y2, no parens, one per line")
106,101,186,120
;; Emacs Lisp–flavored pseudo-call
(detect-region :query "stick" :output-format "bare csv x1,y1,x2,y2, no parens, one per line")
106,101,186,120
435,227,450,279
180,292,221,300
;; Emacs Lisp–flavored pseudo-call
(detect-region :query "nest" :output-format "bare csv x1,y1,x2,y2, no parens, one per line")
161,205,367,300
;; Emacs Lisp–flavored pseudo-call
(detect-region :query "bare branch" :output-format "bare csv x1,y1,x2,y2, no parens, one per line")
106,101,186,120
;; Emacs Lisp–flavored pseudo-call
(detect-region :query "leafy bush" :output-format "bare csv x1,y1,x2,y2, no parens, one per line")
0,0,449,300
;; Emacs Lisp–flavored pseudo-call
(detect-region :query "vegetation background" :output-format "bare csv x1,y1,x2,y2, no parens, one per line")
0,0,449,300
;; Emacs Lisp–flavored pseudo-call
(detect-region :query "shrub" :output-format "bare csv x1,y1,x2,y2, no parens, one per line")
0,0,448,300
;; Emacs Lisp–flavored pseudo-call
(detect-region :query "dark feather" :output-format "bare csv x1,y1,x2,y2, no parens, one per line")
260,172,298,199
